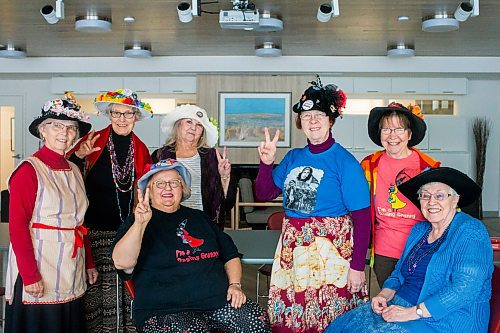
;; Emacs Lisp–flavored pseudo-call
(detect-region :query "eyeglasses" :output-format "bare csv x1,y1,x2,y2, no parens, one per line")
380,127,406,135
299,112,327,121
45,121,78,133
418,191,453,201
153,179,182,189
110,111,136,119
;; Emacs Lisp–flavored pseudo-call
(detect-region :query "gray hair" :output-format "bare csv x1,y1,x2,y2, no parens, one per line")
417,182,458,196
165,119,208,149
147,169,191,201
105,104,140,121
37,118,80,140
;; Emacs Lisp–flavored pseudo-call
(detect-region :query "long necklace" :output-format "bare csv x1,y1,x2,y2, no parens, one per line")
406,224,450,275
107,133,135,222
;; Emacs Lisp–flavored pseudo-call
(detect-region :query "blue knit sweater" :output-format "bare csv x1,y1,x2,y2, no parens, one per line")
383,212,493,333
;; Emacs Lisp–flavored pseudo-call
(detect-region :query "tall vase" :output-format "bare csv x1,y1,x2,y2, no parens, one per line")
472,117,491,220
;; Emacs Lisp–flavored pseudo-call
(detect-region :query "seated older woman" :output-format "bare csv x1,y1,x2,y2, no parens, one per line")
326,167,493,333
112,159,270,333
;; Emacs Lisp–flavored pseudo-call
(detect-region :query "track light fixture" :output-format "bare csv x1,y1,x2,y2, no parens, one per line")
454,0,479,22
40,0,64,24
317,0,339,23
177,1,201,23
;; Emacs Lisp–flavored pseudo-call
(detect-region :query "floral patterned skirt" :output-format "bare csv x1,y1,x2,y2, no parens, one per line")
268,214,368,333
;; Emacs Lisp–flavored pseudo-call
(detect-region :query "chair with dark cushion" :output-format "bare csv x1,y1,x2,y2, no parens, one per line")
238,178,283,229
256,211,285,304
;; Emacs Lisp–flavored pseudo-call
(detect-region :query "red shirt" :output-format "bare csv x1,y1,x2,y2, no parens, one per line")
9,145,95,286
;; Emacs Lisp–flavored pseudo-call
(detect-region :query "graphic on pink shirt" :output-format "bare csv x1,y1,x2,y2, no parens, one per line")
387,185,407,210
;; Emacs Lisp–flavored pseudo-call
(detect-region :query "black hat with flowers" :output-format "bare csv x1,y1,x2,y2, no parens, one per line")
29,92,92,139
293,75,347,119
368,102,427,147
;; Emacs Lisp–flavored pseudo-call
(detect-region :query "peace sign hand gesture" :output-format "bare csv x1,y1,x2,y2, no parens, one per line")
134,188,152,226
258,127,280,165
216,147,231,180
75,131,101,159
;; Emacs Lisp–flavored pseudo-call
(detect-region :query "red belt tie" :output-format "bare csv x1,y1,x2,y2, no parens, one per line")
32,223,88,258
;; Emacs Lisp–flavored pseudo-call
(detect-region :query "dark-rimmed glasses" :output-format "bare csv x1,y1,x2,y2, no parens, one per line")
110,111,136,119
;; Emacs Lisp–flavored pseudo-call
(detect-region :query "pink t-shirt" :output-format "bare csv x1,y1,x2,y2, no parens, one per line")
374,152,424,259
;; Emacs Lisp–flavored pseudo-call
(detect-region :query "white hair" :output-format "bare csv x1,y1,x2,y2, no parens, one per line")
417,182,458,196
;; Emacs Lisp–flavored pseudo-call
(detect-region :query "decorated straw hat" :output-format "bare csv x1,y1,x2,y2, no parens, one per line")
368,102,426,147
138,159,192,201
161,104,218,148
29,92,91,139
94,88,153,120
398,167,481,208
293,75,347,119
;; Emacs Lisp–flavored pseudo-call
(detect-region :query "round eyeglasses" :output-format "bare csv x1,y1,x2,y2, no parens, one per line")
153,179,182,189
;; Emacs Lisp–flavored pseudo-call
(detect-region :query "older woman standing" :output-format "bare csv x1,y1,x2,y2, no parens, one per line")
112,159,270,332
256,77,371,332
67,88,153,332
152,105,235,229
5,94,97,333
360,103,440,287
327,167,493,333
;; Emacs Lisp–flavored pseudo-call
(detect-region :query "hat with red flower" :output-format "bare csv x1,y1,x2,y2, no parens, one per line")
368,102,427,147
293,75,347,119
94,88,153,120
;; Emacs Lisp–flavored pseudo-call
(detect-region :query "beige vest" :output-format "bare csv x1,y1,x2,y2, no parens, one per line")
6,156,89,304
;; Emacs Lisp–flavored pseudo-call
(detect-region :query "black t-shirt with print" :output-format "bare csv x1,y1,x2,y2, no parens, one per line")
113,206,240,328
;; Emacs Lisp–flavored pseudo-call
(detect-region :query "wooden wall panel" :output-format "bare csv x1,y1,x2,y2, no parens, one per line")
197,74,314,164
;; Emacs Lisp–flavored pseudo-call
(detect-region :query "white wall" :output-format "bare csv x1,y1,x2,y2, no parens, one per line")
0,56,498,214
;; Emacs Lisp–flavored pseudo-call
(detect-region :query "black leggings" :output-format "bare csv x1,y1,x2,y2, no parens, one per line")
142,299,270,333
373,254,399,289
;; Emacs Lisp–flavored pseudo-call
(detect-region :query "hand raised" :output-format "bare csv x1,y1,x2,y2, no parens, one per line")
75,131,101,159
134,188,152,225
216,146,231,179
258,127,280,165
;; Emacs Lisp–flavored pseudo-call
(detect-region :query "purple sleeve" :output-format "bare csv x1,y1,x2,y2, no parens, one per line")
255,161,282,201
350,206,371,271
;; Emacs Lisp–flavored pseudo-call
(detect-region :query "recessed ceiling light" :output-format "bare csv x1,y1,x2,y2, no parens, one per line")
398,16,410,22
255,42,282,57
422,14,459,32
75,15,112,32
124,44,152,58
387,44,415,57
0,45,26,59
123,16,135,23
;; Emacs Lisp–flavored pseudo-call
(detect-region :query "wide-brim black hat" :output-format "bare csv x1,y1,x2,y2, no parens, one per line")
368,103,426,147
398,167,481,208
29,96,92,139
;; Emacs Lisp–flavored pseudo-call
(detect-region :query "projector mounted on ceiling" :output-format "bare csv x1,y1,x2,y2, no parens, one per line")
219,0,260,30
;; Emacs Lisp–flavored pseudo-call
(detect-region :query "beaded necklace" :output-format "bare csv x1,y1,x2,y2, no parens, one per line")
407,224,450,275
107,133,135,222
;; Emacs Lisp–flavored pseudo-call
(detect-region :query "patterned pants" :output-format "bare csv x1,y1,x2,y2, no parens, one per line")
85,230,137,333
142,299,270,333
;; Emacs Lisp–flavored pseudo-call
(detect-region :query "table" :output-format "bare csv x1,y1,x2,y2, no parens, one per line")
225,230,280,265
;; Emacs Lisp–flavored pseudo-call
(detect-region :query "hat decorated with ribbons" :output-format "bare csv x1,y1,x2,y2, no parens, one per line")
293,75,347,119
29,92,91,139
94,88,153,120
368,102,426,147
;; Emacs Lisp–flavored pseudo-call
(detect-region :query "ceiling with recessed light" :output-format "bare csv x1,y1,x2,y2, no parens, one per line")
0,0,498,57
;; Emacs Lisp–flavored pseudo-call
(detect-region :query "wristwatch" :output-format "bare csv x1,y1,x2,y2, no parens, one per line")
416,304,424,318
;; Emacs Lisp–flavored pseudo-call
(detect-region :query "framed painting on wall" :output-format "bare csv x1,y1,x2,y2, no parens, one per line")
218,92,291,147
